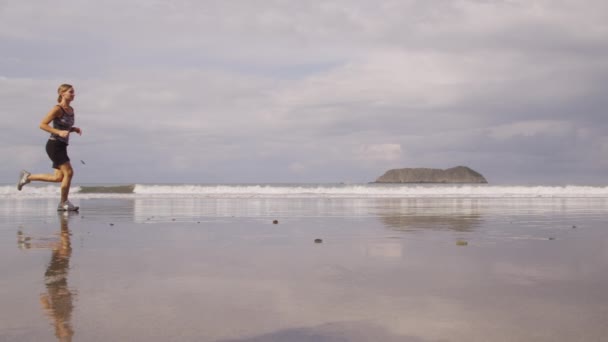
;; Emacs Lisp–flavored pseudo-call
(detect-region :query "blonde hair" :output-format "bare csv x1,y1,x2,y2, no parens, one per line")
57,84,73,103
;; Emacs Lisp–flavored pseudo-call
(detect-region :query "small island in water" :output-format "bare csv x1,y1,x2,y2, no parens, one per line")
374,166,487,184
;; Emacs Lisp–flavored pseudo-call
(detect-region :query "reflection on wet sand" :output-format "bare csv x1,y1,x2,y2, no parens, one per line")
374,199,482,232
132,198,485,228
18,212,76,342
4,198,608,341
217,321,428,342
41,213,75,341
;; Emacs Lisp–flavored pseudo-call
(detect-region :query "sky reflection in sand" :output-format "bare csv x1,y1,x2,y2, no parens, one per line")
1,198,607,341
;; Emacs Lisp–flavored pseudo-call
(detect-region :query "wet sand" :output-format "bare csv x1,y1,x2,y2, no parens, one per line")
1,197,607,341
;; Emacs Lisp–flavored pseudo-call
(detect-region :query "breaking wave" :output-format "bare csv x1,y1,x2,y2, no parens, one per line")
3,183,608,199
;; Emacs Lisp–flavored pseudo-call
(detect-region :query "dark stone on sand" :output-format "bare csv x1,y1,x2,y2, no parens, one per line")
314,238,323,243
109,223,114,226
374,166,487,183
273,220,279,224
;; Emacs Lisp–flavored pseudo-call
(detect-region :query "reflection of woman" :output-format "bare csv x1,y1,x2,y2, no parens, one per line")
39,213,75,341
17,84,82,211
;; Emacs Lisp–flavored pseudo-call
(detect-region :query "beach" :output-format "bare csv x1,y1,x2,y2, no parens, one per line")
1,194,607,341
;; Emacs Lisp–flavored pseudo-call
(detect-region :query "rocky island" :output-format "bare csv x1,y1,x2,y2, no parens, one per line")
374,166,487,184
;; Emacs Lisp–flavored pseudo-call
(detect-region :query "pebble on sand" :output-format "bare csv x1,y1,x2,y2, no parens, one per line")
314,238,323,243
273,220,279,224
456,240,468,246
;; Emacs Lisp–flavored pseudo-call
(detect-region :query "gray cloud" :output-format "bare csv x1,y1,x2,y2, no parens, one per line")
1,0,607,184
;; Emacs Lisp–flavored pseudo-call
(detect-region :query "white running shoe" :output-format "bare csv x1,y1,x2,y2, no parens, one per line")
17,170,31,191
58,200,79,212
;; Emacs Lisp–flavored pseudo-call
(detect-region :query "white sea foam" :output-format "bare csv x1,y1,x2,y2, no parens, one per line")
131,184,608,198
4,184,608,199
3,184,67,198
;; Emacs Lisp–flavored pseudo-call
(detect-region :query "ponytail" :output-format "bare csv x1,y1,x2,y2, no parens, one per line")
57,83,73,103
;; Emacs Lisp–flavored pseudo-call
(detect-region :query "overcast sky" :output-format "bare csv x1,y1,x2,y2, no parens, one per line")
1,0,607,184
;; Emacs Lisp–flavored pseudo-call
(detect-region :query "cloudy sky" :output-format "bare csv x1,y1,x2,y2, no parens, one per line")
1,0,607,184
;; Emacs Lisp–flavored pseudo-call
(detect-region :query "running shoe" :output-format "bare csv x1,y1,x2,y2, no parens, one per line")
57,200,79,212
17,170,31,191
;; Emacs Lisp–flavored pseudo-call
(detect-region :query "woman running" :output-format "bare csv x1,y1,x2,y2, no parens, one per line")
18,84,82,211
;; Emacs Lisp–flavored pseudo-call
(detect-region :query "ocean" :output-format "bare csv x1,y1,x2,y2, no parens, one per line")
4,183,608,199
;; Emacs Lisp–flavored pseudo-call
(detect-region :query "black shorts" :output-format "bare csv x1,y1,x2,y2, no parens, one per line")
46,139,70,169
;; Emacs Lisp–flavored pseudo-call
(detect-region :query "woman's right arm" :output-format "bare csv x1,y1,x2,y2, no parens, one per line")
39,106,69,138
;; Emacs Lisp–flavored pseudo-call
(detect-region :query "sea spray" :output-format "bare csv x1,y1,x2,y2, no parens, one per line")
4,183,608,199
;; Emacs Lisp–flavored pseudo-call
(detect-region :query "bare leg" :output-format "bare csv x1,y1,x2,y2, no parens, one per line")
28,163,73,203
28,169,64,183
58,163,74,204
